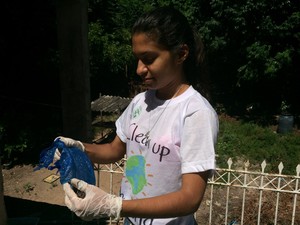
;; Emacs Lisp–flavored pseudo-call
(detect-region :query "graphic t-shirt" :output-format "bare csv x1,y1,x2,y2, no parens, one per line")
116,86,218,225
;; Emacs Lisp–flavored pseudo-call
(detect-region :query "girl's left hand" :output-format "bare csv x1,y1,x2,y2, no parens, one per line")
63,178,122,221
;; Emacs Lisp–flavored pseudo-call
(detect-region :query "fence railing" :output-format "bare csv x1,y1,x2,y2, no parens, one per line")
204,158,300,225
95,158,300,225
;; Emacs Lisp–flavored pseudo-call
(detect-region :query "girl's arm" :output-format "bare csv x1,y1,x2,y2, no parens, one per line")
121,171,210,218
83,135,126,164
63,166,210,220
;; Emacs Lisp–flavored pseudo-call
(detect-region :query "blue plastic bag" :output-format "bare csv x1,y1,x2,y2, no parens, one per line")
35,138,96,185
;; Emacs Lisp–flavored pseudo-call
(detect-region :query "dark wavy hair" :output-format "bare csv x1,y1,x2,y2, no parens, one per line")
132,6,210,99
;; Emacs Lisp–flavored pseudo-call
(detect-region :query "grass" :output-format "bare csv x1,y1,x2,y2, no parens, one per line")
23,182,35,193
216,114,300,175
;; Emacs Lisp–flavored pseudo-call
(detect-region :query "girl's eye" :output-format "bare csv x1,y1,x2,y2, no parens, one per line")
134,52,158,65
141,57,155,65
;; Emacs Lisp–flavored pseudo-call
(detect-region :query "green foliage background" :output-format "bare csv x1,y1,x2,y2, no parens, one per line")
86,0,300,174
217,116,300,174
0,0,299,167
88,0,300,116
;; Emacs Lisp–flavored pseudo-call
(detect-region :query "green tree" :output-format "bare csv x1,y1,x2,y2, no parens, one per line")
87,0,203,97
87,0,300,115
198,0,300,114
88,0,144,97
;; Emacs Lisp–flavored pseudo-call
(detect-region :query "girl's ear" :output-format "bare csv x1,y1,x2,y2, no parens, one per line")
177,44,189,64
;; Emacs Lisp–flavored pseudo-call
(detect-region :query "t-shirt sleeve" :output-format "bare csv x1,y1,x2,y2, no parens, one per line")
115,95,140,143
115,105,131,143
115,117,127,143
180,108,218,176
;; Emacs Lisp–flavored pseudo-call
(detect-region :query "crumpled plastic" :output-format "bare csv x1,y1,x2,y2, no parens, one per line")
35,138,96,185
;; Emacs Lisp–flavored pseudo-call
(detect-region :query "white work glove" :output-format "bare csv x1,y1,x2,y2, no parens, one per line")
53,136,85,162
63,178,122,221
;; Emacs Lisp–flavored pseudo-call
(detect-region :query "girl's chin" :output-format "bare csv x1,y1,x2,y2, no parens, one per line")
144,85,159,91
143,81,157,89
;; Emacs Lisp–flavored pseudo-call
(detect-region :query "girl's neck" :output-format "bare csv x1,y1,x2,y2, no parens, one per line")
155,83,189,100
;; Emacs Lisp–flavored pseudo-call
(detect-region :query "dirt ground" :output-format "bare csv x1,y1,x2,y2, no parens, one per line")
1,164,224,223
3,164,66,206
2,163,300,224
3,163,123,206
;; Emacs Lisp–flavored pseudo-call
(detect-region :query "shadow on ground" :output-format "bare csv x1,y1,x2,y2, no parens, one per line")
5,196,108,225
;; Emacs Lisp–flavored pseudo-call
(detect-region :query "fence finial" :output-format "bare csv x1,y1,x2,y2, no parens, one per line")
261,160,267,173
227,158,233,169
278,162,284,174
244,160,250,169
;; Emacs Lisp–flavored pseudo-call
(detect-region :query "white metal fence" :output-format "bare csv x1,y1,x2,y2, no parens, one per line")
204,158,300,225
95,158,300,225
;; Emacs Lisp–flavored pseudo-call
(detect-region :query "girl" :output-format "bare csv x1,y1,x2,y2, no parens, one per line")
62,6,218,225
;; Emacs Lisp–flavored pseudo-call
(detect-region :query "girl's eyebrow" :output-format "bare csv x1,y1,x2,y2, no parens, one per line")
133,51,157,58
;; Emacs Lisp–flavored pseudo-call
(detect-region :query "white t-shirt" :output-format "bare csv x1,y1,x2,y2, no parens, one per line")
116,86,218,225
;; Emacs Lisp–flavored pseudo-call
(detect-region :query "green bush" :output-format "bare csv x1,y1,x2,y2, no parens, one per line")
216,115,300,174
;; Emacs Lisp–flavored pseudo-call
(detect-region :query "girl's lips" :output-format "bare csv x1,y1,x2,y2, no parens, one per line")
143,77,154,83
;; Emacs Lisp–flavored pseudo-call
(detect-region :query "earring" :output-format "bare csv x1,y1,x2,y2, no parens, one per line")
178,44,189,63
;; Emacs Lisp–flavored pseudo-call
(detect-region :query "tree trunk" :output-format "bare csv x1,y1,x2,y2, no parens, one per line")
56,0,92,142
0,130,7,225
0,163,7,225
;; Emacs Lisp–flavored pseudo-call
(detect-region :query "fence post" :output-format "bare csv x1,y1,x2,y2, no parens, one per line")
291,164,300,225
257,160,267,225
224,158,233,224
274,162,284,225
241,160,250,225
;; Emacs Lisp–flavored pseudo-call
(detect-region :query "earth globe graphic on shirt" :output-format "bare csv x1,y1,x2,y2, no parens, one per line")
126,155,147,194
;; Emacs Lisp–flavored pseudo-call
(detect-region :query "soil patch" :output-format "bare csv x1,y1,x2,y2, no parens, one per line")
3,164,65,206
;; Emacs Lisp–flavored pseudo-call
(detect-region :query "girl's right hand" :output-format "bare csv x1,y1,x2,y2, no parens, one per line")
53,136,85,162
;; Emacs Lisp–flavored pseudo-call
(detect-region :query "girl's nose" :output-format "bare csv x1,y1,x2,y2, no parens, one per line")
136,60,148,76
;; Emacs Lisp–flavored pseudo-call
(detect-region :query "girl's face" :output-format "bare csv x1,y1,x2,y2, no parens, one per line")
132,33,186,98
